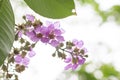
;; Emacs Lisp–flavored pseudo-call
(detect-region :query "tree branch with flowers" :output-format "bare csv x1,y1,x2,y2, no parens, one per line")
0,0,88,80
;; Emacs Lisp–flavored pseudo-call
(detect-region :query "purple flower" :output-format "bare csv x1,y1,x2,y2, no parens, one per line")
26,30,39,42
68,39,88,54
54,29,62,36
34,26,43,33
46,21,60,28
32,21,65,46
78,56,86,65
26,30,35,38
28,48,36,57
64,39,87,70
64,56,86,70
22,57,30,66
25,21,65,47
64,63,72,70
34,26,50,43
72,64,78,70
64,57,71,63
18,31,23,38
41,37,49,43
50,40,59,47
14,54,30,67
56,36,64,42
26,14,35,22
82,47,88,53
14,54,22,63
72,39,84,48
45,22,65,47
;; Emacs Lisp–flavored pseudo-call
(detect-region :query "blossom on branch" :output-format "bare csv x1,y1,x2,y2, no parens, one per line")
13,14,88,73
14,54,30,67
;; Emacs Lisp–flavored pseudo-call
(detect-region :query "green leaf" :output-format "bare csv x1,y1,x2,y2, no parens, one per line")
0,0,15,66
100,64,119,77
24,0,75,19
110,5,120,24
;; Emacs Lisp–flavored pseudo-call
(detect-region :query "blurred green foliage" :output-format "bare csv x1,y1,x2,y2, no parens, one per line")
100,64,119,78
110,5,120,24
73,63,120,80
78,0,120,24
79,0,108,22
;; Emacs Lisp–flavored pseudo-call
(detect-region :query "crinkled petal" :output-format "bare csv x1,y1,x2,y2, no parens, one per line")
56,36,64,42
48,24,54,31
34,26,42,33
18,31,22,38
28,50,36,57
26,31,39,42
22,57,30,66
78,56,86,65
40,26,48,34
26,30,35,38
26,14,35,22
72,39,84,48
50,40,59,47
54,21,60,28
64,57,71,63
41,37,49,43
72,39,78,45
54,29,62,36
30,36,39,42
72,64,78,70
82,47,88,53
64,63,72,70
14,55,22,63
77,40,84,48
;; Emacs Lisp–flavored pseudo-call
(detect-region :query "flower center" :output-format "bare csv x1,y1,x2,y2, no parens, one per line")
36,33,43,38
49,34,55,39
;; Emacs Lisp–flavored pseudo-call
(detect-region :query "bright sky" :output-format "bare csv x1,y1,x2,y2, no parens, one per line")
10,0,120,80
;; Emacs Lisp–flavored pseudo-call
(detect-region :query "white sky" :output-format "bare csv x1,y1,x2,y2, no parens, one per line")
10,0,120,80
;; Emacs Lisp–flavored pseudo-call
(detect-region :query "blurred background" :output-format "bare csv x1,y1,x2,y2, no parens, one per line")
10,0,120,80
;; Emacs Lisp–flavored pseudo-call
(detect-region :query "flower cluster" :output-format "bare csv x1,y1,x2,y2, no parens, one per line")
14,47,36,67
64,39,88,70
16,14,88,70
13,14,66,71
21,14,64,47
2,14,87,80
1,14,88,80
51,39,88,70
17,14,88,70
26,22,64,47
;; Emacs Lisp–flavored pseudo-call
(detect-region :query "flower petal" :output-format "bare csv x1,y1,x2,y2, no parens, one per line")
64,63,72,70
28,50,36,57
72,64,78,70
26,14,35,22
56,36,64,42
14,55,22,63
22,57,30,66
50,40,59,47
